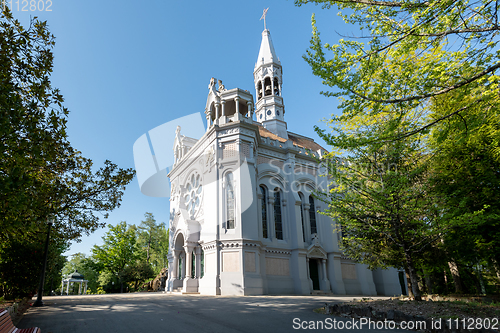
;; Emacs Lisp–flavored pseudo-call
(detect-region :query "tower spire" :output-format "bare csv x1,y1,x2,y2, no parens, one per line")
253,24,287,139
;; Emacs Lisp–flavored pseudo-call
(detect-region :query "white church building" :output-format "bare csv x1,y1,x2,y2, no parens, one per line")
166,27,403,296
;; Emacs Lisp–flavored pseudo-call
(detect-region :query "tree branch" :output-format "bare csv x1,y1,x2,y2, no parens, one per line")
348,62,500,103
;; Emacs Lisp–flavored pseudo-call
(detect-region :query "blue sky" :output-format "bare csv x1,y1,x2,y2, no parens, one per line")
9,0,348,257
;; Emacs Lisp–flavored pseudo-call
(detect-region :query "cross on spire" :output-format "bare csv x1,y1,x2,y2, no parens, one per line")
260,7,269,30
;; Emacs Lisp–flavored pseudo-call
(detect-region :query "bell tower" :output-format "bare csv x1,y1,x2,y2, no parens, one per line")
253,28,288,139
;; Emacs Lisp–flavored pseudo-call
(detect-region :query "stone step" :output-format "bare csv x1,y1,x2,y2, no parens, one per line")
311,290,334,296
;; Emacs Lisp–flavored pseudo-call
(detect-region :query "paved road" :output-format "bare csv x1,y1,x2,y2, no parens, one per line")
18,293,408,333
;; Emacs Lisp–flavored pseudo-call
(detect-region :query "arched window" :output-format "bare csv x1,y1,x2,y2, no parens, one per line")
273,77,279,96
264,77,272,96
299,193,306,242
274,189,283,240
191,252,196,279
257,81,263,100
200,249,204,278
226,173,235,229
309,195,317,235
260,186,268,238
178,256,183,279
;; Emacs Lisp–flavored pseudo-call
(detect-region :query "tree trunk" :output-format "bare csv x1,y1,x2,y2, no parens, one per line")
404,269,414,298
492,258,500,284
443,269,449,294
424,273,433,294
448,260,463,293
440,238,463,293
475,264,486,294
417,272,425,293
147,228,152,264
404,250,422,301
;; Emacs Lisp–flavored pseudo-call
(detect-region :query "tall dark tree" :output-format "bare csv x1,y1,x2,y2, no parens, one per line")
0,8,135,242
0,8,134,297
137,213,168,274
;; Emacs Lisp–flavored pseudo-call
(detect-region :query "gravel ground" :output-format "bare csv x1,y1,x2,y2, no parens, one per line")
347,298,500,320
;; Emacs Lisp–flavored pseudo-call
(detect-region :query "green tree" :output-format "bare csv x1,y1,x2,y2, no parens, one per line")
137,213,168,274
0,226,68,298
428,88,500,290
296,0,500,295
91,222,139,292
0,8,135,242
295,0,500,159
120,260,155,291
320,109,443,300
0,7,134,298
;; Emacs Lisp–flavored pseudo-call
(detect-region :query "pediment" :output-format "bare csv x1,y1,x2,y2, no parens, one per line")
307,234,327,259
307,246,327,259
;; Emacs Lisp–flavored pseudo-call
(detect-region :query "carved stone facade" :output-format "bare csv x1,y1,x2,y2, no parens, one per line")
165,28,403,296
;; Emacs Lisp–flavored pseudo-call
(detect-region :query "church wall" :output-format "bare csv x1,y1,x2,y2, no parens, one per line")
240,157,259,241
290,250,311,295
241,249,265,295
220,248,245,295
328,253,346,294
200,159,218,242
264,254,295,294
199,241,220,295
256,163,293,250
341,261,377,295
372,267,403,296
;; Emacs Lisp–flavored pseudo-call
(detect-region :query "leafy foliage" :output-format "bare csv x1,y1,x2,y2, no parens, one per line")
296,0,500,296
295,0,499,158
0,224,67,298
0,8,135,242
136,213,169,274
0,8,134,298
87,214,164,293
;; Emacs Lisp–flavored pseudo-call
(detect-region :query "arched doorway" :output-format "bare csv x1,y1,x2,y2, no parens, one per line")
306,235,331,293
173,233,186,290
309,259,320,290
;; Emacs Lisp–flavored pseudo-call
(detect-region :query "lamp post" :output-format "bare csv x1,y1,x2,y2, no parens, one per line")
33,219,53,307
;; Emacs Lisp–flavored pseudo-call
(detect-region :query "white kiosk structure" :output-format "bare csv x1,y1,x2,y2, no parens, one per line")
61,270,88,295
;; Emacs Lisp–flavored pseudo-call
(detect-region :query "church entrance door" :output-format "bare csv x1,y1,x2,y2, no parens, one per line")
309,259,320,290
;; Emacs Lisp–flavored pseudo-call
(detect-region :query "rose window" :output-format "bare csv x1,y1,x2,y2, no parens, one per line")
184,174,202,216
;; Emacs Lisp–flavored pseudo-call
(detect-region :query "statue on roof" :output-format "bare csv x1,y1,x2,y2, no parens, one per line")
208,77,216,90
218,79,226,92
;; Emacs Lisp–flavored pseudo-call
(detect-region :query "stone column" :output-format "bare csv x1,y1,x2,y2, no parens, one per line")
181,252,186,279
322,259,328,281
268,196,275,240
61,280,64,296
306,258,313,291
172,251,179,279
247,101,253,119
249,142,254,160
234,97,240,116
195,247,202,278
185,246,192,279
303,203,311,243
271,77,275,96
78,282,82,295
215,102,221,120
221,100,226,117
205,109,211,129
66,281,70,295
